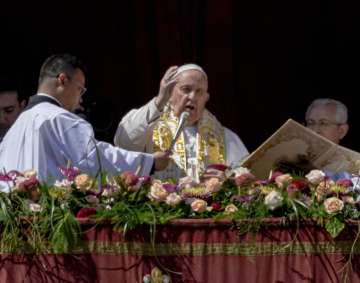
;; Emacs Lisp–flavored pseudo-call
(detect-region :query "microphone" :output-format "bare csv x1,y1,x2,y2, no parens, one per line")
168,111,190,151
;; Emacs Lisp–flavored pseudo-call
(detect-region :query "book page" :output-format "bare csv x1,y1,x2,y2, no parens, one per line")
241,119,360,178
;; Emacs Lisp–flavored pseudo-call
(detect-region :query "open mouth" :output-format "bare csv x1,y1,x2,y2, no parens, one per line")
185,105,195,112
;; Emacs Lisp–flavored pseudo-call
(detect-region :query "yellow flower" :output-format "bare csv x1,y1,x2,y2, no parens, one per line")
275,174,292,188
74,174,93,191
224,204,238,214
23,170,37,178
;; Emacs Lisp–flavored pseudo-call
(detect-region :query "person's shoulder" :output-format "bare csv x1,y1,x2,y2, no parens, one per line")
224,127,241,140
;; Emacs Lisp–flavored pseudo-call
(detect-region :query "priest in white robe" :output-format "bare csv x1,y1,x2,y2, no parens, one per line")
0,54,169,186
114,64,248,181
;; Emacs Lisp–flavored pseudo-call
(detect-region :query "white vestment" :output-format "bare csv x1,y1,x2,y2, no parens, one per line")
114,98,248,180
0,94,153,186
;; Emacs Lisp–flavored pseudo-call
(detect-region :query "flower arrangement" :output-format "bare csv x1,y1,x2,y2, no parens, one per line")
1,164,360,253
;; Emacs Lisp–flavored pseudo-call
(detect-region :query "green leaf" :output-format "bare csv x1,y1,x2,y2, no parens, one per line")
325,217,345,238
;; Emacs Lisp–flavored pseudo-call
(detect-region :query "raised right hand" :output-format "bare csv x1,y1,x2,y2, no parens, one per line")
155,66,179,111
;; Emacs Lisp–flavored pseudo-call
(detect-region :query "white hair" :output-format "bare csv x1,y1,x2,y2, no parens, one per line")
175,63,207,80
305,98,348,124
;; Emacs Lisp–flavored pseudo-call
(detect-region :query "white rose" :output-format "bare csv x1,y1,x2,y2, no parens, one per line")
29,202,42,212
264,190,283,210
54,179,73,188
165,193,182,206
305,170,325,185
232,167,251,177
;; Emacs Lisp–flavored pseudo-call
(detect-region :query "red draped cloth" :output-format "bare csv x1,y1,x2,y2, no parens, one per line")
1,219,360,282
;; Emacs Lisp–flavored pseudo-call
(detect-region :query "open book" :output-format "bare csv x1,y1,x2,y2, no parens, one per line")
241,119,360,178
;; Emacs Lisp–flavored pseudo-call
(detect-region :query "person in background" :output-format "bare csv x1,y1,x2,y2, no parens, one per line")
305,98,351,180
114,64,248,181
0,54,169,186
0,78,26,142
305,98,349,144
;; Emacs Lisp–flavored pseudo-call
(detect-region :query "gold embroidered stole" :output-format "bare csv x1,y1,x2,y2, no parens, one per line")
152,107,225,180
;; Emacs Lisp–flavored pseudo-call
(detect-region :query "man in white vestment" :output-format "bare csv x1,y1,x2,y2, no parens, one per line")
114,64,248,181
305,98,349,145
0,54,169,185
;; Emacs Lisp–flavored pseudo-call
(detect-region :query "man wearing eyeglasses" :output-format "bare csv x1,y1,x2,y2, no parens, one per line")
305,98,349,144
0,78,26,143
0,54,169,185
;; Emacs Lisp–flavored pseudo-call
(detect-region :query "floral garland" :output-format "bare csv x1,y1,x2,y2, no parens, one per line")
1,164,360,254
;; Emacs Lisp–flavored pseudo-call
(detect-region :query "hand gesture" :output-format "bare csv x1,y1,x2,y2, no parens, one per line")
155,66,178,111
153,150,171,171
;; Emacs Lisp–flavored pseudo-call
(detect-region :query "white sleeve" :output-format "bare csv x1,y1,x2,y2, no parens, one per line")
224,127,249,167
48,114,154,177
114,98,162,151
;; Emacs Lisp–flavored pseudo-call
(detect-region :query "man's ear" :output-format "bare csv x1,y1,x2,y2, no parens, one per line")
205,92,210,103
338,123,349,140
57,73,68,86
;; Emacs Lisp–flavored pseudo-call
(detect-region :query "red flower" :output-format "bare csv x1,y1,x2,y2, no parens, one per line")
287,179,310,197
289,180,308,189
206,164,228,172
76,207,97,218
211,202,221,210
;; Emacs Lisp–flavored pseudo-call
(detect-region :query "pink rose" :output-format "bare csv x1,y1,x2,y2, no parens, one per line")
234,173,255,187
191,199,207,213
323,197,344,214
205,178,222,193
120,171,139,186
148,182,168,202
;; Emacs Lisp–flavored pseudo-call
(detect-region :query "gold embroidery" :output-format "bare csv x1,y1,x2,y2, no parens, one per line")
152,106,225,180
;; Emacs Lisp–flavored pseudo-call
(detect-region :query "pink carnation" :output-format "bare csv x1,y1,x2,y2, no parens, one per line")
120,171,139,186
234,173,255,187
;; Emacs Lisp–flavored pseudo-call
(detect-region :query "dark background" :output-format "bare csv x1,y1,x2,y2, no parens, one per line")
1,0,359,151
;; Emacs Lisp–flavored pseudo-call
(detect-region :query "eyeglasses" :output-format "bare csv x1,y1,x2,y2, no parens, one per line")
70,79,87,96
55,73,87,96
306,119,342,128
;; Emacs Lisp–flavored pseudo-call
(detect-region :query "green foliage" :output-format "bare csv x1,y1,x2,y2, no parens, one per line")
325,217,345,238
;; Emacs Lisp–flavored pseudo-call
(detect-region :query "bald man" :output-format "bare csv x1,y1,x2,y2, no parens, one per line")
114,64,248,181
